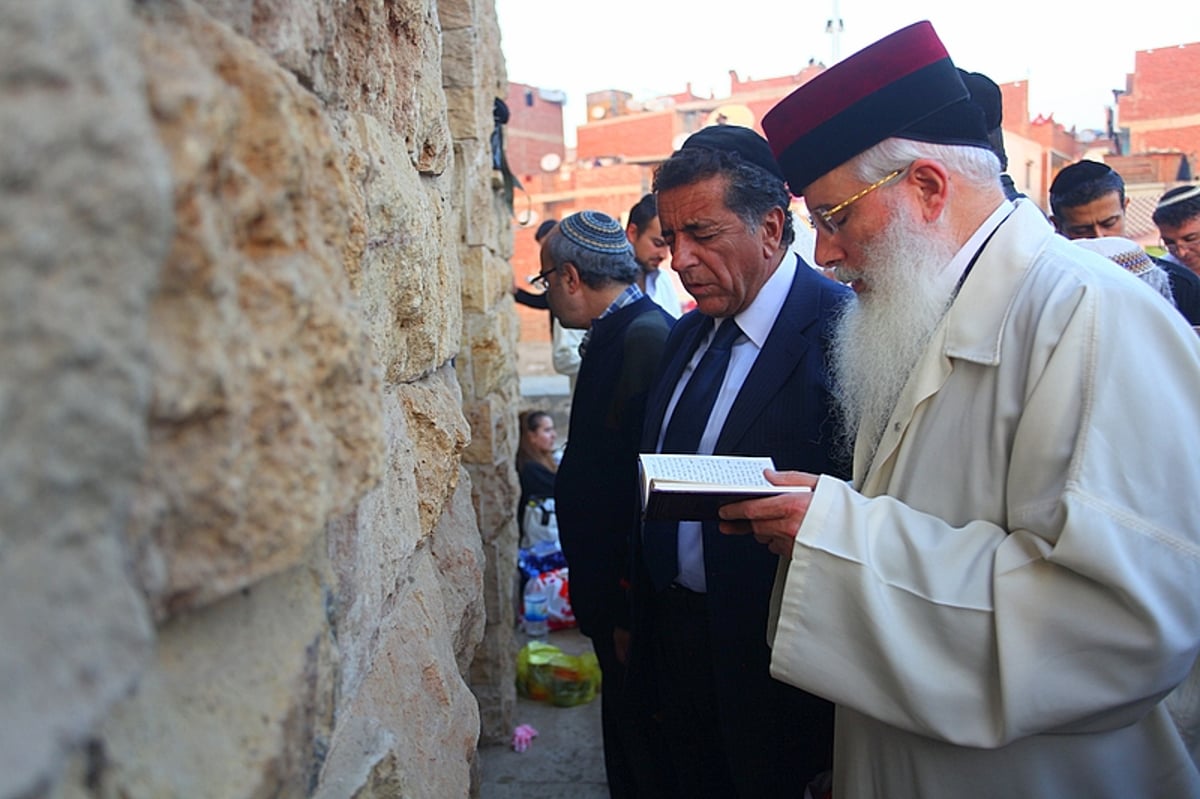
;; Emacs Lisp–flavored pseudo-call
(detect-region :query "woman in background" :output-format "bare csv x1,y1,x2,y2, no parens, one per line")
516,410,558,541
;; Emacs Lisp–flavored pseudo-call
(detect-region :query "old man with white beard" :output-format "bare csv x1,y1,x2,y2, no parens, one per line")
716,20,1200,799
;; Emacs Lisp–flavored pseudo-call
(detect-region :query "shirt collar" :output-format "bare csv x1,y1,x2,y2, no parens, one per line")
729,252,797,349
599,282,645,319
579,283,645,357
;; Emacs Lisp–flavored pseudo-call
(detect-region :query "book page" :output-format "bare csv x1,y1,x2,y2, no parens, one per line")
639,454,775,487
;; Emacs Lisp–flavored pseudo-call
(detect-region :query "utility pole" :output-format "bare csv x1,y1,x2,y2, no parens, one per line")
825,0,844,63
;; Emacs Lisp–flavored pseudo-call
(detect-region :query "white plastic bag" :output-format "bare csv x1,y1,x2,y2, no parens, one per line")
521,496,559,549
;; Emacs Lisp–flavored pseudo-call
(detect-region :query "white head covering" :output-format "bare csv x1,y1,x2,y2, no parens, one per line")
1073,236,1175,305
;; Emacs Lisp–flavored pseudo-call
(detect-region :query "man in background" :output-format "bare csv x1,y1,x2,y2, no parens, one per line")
625,193,682,318
959,69,1024,201
1050,159,1200,324
542,211,675,797
1154,184,1200,280
638,125,851,797
512,218,586,389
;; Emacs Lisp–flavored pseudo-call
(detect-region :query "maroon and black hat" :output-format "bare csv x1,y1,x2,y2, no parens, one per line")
762,21,990,194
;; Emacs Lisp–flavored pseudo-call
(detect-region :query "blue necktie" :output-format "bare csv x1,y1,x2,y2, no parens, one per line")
645,319,742,589
661,319,742,454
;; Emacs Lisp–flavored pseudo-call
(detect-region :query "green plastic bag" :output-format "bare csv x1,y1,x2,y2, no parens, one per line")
515,641,601,707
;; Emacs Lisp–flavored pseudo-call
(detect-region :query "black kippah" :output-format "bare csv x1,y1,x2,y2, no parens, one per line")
681,125,786,182
959,70,1002,130
1049,160,1113,196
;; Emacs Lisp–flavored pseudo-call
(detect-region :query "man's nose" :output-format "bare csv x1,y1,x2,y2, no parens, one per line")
670,240,698,270
813,229,844,269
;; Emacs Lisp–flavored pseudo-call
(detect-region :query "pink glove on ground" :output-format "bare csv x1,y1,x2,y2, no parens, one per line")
511,723,539,753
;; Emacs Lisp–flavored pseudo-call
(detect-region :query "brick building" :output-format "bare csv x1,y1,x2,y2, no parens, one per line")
1118,40,1200,170
505,40,1200,340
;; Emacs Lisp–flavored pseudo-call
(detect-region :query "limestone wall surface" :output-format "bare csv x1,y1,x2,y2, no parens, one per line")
0,1,520,797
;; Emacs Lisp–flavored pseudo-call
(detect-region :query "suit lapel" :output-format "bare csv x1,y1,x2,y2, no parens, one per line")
642,313,711,451
716,264,822,453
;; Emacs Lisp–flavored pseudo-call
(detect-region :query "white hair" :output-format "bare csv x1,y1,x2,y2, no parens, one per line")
848,138,1001,192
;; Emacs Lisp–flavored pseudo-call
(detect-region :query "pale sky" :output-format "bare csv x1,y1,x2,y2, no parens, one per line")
495,0,1200,147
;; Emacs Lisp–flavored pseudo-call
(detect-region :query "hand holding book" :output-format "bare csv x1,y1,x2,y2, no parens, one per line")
715,468,818,558
638,454,813,522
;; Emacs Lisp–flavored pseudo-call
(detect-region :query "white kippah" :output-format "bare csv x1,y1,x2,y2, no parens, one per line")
1157,185,1200,209
1072,236,1155,277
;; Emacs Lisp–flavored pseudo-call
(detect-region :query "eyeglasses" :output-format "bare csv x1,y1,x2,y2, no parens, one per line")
808,167,907,236
1163,232,1200,253
528,264,560,290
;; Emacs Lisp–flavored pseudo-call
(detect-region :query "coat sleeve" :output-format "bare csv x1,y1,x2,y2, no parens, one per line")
770,272,1200,749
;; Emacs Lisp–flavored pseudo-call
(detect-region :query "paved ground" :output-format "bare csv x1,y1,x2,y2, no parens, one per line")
476,341,608,798
476,627,608,799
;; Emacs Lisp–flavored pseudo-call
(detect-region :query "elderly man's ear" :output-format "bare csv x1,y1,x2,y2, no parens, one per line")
907,159,950,222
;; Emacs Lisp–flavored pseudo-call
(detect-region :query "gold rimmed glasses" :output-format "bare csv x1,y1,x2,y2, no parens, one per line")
808,166,908,236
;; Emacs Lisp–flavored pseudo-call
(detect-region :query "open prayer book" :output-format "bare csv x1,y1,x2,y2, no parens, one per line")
638,453,811,522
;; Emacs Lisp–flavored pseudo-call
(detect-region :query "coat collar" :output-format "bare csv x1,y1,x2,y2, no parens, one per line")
942,200,1055,365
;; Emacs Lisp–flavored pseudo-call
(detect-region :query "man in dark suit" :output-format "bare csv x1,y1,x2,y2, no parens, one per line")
635,125,852,797
545,211,676,797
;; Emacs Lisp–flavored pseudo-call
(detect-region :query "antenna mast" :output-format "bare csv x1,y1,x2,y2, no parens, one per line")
825,0,844,63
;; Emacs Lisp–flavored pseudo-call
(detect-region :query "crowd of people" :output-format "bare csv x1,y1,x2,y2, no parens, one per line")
511,20,1200,799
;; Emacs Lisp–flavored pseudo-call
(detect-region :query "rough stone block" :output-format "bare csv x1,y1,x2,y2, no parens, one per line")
90,561,336,797
437,0,477,30
335,111,463,383
315,552,481,799
442,26,480,89
466,460,519,545
129,4,384,618
0,1,168,794
430,468,487,675
398,364,472,537
463,309,519,398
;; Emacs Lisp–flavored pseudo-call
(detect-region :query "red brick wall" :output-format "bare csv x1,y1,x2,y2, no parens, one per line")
1118,41,1200,166
1001,81,1030,137
504,82,566,181
576,112,679,162
729,65,824,95
1119,42,1200,121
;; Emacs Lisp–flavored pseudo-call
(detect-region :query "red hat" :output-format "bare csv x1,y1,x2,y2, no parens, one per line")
762,21,989,193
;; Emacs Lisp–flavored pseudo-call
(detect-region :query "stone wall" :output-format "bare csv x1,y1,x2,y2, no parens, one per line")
0,1,519,797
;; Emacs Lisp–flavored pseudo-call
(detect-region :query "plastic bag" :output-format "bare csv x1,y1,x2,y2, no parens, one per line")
521,496,559,549
522,567,574,630
517,540,567,581
515,640,601,707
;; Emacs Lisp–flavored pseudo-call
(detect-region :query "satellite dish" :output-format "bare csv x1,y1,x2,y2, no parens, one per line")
590,105,607,120
540,152,562,172
705,104,755,128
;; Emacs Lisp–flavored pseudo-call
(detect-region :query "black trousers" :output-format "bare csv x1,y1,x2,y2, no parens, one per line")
649,585,739,798
591,625,678,798
647,584,834,798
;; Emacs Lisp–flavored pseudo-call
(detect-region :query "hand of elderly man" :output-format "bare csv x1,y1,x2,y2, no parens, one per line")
718,469,818,557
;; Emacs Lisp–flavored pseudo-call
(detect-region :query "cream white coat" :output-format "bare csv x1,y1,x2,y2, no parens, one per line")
770,201,1200,798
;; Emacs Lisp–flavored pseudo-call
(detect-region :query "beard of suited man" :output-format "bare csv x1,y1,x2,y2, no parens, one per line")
656,173,789,319
806,142,1002,466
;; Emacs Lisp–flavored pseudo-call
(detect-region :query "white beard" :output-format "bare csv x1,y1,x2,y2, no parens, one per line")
830,207,960,467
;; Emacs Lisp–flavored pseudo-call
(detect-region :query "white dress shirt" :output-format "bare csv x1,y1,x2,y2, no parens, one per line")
657,253,797,591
